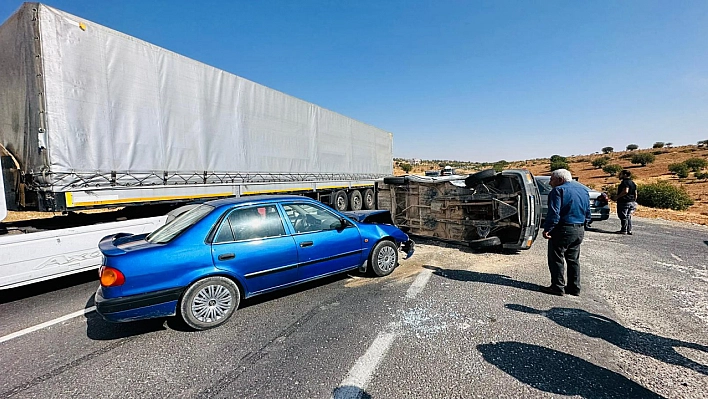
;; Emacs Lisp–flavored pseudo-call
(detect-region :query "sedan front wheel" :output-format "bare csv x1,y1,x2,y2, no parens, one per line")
369,240,399,277
180,276,240,330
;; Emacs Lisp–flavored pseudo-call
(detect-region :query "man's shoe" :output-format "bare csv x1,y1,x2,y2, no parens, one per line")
615,230,627,235
627,231,633,235
540,286,564,296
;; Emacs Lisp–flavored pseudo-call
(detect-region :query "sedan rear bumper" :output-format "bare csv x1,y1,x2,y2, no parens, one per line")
95,286,184,322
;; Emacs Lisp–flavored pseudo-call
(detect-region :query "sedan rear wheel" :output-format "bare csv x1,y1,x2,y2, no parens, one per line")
180,276,240,330
370,240,398,277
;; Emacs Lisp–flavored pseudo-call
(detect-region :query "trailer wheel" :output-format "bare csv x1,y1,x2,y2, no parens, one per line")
179,276,240,330
362,188,375,210
333,190,348,212
468,236,502,250
369,240,398,277
465,169,497,188
349,190,363,211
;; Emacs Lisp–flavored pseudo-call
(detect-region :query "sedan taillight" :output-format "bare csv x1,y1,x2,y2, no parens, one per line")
596,193,609,206
100,266,125,287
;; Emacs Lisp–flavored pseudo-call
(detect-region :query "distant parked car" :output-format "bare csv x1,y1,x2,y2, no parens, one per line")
96,195,414,330
534,176,610,223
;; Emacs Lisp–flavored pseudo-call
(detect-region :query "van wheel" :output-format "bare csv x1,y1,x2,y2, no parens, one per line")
465,169,497,188
468,236,502,250
362,188,375,210
349,190,363,211
180,276,240,330
333,190,348,212
369,241,398,277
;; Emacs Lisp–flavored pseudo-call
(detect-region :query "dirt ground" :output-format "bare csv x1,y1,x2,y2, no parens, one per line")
396,145,708,226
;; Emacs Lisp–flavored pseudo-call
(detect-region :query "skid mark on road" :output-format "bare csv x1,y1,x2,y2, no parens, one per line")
0,306,96,344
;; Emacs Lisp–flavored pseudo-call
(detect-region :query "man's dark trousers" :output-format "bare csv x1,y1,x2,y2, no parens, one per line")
548,224,584,293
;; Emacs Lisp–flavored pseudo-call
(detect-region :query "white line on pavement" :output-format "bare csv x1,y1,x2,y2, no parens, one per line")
332,328,399,399
671,253,684,262
0,306,96,344
406,267,433,299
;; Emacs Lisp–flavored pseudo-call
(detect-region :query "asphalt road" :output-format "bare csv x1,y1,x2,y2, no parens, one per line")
1,215,706,398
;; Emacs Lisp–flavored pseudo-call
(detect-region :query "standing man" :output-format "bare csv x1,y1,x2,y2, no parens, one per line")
615,170,638,235
541,169,591,296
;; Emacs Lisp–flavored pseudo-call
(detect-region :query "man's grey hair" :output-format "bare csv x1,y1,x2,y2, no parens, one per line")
551,169,573,183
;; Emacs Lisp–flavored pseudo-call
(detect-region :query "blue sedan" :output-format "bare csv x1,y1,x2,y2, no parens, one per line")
95,195,414,330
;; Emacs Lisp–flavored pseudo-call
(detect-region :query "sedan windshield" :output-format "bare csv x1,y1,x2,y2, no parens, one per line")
147,204,214,244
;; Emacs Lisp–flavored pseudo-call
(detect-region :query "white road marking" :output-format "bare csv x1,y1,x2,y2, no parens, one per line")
406,267,433,299
332,327,399,399
334,267,435,397
0,306,95,344
671,253,684,262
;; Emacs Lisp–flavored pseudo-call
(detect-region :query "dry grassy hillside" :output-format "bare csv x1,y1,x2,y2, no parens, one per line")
395,145,708,226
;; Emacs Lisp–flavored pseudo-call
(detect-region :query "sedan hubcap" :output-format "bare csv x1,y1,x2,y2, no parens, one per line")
192,285,232,323
377,246,396,272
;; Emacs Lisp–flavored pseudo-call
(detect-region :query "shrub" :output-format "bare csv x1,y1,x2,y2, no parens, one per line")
695,171,708,180
400,163,413,173
591,157,609,169
652,142,665,148
550,155,567,163
684,157,708,172
630,152,656,166
492,160,509,172
652,150,666,155
637,181,693,211
550,161,570,171
601,147,614,154
665,142,673,147
603,184,618,200
619,153,633,159
668,163,689,178
602,164,623,176
626,144,639,151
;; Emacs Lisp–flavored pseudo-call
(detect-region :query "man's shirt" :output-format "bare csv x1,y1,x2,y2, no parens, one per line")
543,180,591,232
617,179,637,203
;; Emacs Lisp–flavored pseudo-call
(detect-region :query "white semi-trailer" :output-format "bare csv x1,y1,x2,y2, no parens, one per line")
0,3,393,289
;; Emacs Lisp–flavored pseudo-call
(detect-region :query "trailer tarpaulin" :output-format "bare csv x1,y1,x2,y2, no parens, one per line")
0,3,393,191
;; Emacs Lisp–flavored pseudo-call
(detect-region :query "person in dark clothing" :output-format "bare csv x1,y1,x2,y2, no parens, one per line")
615,170,637,235
541,169,591,296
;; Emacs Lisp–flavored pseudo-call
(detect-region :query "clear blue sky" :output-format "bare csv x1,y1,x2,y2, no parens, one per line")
2,1,707,162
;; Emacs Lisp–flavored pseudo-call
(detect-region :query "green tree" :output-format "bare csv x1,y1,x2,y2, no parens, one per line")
684,157,708,172
637,181,693,211
668,163,689,178
695,171,708,180
630,152,656,166
602,164,623,176
550,155,567,163
550,161,570,171
591,157,609,169
601,146,614,154
626,144,639,151
652,142,665,148
665,142,673,147
400,163,413,173
492,160,509,172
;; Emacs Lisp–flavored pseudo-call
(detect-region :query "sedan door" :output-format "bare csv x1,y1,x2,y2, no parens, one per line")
281,202,363,281
211,204,299,295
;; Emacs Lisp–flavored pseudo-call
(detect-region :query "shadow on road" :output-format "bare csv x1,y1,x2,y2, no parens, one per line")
506,304,708,376
423,265,542,293
332,385,372,399
84,294,166,340
0,270,97,304
584,225,620,234
477,341,664,398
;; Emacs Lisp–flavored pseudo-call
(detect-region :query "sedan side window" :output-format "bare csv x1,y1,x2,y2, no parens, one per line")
283,203,344,234
214,205,286,243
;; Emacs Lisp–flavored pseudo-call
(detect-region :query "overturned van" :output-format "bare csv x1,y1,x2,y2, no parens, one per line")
377,169,541,250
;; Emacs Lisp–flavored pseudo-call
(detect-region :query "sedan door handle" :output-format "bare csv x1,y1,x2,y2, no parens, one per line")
218,253,235,261
300,241,314,248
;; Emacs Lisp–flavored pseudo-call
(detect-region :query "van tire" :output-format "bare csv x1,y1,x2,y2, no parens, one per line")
468,236,502,249
383,176,407,185
465,169,497,188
